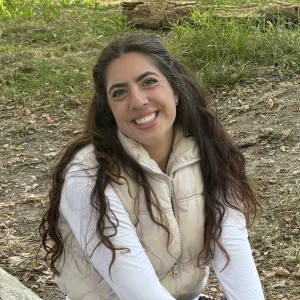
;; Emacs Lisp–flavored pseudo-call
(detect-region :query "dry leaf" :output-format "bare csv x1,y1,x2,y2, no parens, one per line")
266,98,274,109
8,256,22,265
281,128,292,139
273,267,290,277
262,236,273,248
32,260,46,271
279,146,289,152
0,201,15,207
265,271,276,278
45,115,53,124
27,193,39,200
45,278,56,285
0,223,7,230
283,212,293,222
43,151,57,159
277,167,289,172
23,272,35,282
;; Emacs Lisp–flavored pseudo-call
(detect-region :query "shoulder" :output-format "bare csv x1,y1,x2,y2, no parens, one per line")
71,144,98,168
63,144,99,179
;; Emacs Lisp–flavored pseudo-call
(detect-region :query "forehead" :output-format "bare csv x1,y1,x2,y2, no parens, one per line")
105,52,160,86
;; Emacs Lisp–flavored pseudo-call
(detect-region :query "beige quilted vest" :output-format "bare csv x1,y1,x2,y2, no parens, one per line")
56,127,208,300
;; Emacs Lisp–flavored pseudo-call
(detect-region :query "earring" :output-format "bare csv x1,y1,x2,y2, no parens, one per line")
175,99,178,106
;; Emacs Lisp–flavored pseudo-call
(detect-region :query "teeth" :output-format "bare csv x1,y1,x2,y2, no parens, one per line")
135,112,157,125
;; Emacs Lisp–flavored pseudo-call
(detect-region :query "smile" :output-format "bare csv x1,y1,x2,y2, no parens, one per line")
134,112,157,125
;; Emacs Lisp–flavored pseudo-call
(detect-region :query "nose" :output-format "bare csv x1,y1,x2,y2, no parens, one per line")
129,87,149,109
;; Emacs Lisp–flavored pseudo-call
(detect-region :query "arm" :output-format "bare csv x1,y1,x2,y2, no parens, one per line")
211,207,265,300
60,165,175,300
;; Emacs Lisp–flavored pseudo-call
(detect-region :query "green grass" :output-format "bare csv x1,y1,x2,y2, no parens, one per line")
167,8,300,87
0,2,136,106
0,0,118,21
1,0,300,105
195,0,299,4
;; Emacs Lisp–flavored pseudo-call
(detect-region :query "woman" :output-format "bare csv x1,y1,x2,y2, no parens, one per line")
40,34,265,300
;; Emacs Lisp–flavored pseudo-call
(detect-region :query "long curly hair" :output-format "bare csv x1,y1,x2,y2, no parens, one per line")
40,34,261,275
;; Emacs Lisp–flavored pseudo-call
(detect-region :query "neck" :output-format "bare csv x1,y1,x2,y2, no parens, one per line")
143,127,174,173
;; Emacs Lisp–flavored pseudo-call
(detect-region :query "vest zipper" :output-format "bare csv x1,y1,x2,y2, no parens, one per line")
170,172,182,298
140,160,200,298
169,158,200,297
172,263,180,298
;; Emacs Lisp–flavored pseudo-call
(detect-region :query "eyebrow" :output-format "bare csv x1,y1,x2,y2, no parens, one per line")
108,71,159,95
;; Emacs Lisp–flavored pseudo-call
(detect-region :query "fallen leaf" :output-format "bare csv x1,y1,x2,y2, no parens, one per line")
281,128,292,139
44,115,53,124
262,236,273,248
266,98,274,109
23,272,35,282
283,212,293,222
15,144,24,151
43,151,57,159
32,260,45,270
265,271,276,278
0,201,15,207
279,146,289,152
0,223,7,229
8,256,22,265
277,168,289,173
45,278,56,285
273,267,290,277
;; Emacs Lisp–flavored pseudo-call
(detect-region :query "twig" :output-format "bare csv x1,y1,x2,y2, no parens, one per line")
15,161,45,168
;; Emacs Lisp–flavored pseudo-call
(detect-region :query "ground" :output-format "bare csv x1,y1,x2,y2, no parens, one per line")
1,67,299,299
0,5,300,300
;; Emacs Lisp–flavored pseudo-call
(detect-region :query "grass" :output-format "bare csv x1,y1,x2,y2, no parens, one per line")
167,8,300,87
197,0,299,4
0,2,134,106
1,0,299,102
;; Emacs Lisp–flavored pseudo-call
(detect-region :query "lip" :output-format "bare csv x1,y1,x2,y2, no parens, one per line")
131,111,159,130
131,110,158,122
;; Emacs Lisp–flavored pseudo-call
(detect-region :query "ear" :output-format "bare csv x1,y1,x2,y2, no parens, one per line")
175,94,179,106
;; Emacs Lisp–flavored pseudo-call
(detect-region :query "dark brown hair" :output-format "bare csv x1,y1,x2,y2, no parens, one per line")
40,34,261,275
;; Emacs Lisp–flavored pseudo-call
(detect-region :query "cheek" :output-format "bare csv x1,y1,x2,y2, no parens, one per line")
108,102,117,116
109,104,126,126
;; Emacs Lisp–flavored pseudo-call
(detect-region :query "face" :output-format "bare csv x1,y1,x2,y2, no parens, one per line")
106,52,177,151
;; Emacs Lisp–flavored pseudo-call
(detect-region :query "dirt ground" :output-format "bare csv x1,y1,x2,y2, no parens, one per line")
0,69,299,299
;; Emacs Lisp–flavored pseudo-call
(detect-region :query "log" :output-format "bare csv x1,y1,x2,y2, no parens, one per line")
0,267,42,300
121,1,300,28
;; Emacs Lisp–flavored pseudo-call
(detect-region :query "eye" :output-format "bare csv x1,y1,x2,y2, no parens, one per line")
112,89,126,99
143,78,158,87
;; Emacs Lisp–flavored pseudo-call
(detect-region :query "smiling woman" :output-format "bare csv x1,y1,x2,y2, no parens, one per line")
106,53,177,171
40,34,265,300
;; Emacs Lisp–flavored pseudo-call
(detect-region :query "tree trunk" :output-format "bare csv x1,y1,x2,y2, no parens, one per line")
121,1,300,28
0,267,42,300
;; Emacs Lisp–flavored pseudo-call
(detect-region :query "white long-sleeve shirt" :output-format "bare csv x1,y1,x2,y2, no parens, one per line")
60,165,265,300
